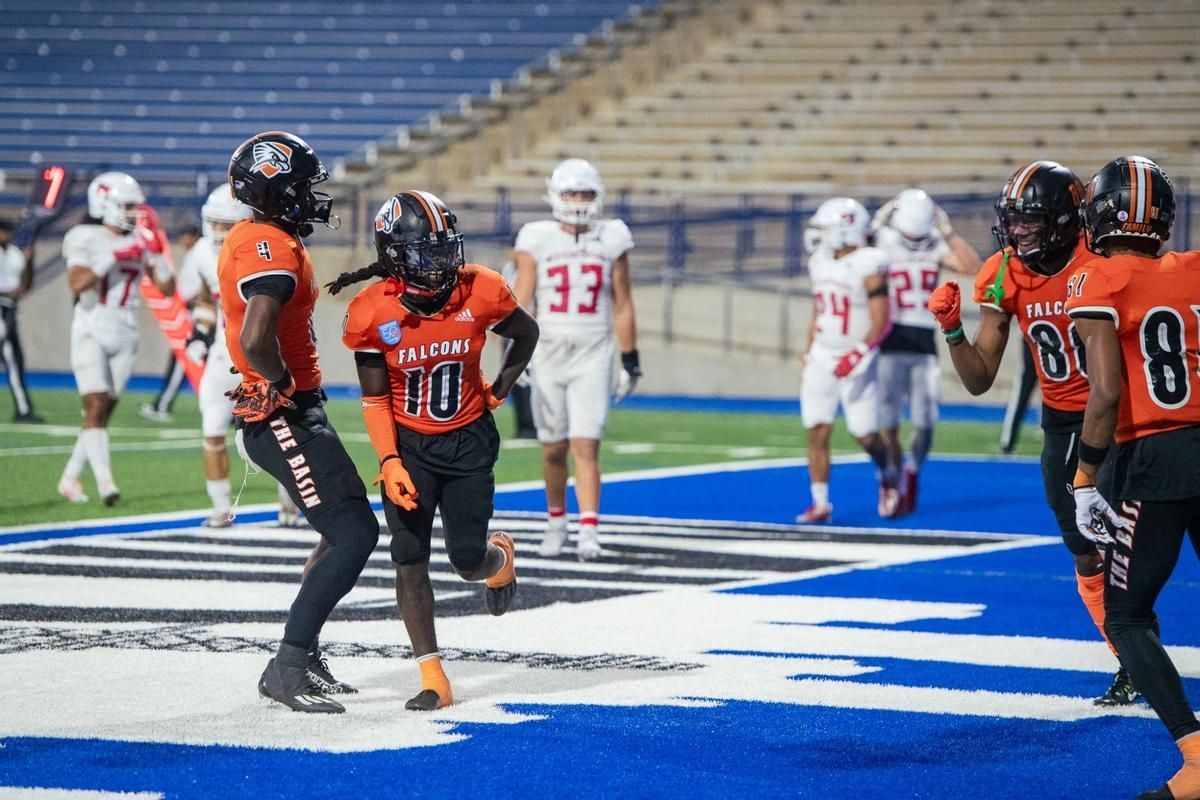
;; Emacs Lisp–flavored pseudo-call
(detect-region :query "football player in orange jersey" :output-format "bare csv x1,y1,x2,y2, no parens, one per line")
330,191,538,711
1067,157,1200,800
221,131,380,714
928,161,1136,705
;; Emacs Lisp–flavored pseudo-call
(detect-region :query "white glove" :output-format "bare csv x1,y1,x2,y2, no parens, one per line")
614,349,641,404
1073,484,1125,547
185,337,209,365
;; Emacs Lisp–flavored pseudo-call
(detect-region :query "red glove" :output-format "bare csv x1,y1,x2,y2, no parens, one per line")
374,457,419,511
482,380,505,411
834,344,869,378
112,240,145,262
928,281,962,333
136,204,167,254
226,377,296,423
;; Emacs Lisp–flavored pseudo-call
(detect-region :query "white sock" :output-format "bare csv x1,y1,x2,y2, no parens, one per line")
62,435,88,481
206,478,231,512
80,428,113,487
811,482,829,508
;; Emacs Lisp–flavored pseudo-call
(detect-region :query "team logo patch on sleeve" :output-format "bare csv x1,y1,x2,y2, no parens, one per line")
378,320,402,346
256,241,272,261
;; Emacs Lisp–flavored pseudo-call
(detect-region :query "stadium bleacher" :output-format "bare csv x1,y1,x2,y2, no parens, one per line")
0,0,657,210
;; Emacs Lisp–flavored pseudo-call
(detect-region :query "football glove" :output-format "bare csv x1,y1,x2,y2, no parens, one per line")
928,281,962,334
1073,483,1125,547
482,380,506,411
226,374,296,424
374,457,419,511
184,325,215,365
933,204,954,238
614,349,642,403
834,343,869,378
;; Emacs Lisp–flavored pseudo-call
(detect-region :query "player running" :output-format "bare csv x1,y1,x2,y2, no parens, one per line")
58,172,174,505
927,160,1134,705
331,190,538,710
798,197,896,523
870,188,982,512
1067,156,1200,800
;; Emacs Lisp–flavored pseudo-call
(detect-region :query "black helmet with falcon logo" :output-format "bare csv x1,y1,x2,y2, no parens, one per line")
228,131,333,238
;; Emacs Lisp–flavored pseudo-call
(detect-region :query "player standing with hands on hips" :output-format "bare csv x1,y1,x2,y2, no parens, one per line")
330,190,538,710
220,131,379,714
513,159,640,561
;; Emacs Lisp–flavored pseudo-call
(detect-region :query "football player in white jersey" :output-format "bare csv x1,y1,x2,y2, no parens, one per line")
870,189,982,513
799,197,897,523
176,185,303,527
513,159,640,561
58,172,175,505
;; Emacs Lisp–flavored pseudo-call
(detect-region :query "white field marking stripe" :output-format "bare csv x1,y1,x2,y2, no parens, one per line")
0,792,160,800
597,534,972,562
709,535,1057,593
0,424,198,437
0,435,805,459
0,549,778,583
0,439,209,457
0,453,1031,540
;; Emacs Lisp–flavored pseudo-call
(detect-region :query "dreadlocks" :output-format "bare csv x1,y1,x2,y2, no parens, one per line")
325,261,389,296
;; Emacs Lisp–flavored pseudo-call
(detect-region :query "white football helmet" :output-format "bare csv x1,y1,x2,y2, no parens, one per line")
546,158,604,226
87,171,144,231
804,197,870,254
890,188,937,248
201,185,253,245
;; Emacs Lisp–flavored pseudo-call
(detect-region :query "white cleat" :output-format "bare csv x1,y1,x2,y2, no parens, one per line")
138,403,173,423
99,481,120,507
538,520,568,558
878,483,901,518
203,509,234,528
577,526,602,562
57,477,90,504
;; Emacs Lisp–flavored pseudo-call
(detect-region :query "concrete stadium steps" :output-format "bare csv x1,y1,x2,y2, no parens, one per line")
478,0,1200,197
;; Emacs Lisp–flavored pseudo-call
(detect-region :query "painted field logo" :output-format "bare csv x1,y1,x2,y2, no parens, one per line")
251,141,294,178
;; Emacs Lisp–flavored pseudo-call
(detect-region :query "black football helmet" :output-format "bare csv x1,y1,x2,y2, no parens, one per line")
374,190,465,314
1081,155,1175,256
992,160,1084,275
228,131,333,238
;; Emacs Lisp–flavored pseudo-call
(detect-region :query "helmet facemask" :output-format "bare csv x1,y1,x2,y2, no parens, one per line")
382,233,465,315
993,204,1074,275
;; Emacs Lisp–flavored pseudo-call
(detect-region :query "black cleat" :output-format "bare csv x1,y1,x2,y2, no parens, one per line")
13,411,44,424
483,532,517,616
1094,667,1139,706
259,655,345,713
1135,785,1174,800
404,689,445,711
307,649,358,695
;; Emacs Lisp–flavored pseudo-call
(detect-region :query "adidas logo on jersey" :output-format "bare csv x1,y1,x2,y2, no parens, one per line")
455,308,475,322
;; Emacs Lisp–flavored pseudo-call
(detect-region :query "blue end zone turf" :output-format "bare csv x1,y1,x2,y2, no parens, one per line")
497,456,1052,535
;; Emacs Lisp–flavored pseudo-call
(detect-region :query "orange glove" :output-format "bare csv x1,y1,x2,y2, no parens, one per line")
375,456,419,511
482,381,505,411
927,281,962,334
226,376,296,423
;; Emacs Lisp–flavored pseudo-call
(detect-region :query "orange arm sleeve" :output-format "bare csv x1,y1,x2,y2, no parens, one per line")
361,394,399,465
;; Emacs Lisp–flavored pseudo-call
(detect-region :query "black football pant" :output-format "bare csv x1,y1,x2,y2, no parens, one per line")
0,300,34,416
239,393,379,651
148,351,187,414
1104,496,1200,741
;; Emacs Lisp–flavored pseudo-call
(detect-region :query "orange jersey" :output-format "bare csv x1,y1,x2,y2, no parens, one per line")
973,242,1095,412
342,264,518,435
218,220,322,392
1066,250,1200,444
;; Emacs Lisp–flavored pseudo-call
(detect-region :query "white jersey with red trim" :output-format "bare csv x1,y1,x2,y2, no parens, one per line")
63,223,159,332
808,245,890,352
514,218,633,339
874,226,949,330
